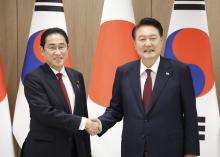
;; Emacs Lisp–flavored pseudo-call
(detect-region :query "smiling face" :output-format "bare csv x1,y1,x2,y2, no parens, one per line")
42,33,68,72
134,25,163,67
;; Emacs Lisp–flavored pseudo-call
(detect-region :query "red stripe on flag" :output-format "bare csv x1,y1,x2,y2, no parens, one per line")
0,58,7,101
65,49,72,68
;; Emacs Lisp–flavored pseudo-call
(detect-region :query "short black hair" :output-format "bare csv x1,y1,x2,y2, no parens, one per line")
132,17,163,39
40,27,69,47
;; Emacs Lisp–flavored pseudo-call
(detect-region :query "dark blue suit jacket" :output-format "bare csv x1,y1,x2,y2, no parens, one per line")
99,56,200,157
21,64,91,157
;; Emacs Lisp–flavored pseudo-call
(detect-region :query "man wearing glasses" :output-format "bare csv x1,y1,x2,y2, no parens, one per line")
21,28,99,157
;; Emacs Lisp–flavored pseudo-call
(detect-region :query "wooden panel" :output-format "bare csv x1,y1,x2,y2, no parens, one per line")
17,0,33,150
0,0,5,56
63,0,103,90
152,0,173,54
2,0,18,156
17,0,34,81
133,0,151,23
206,0,220,107
3,0,18,114
0,0,17,112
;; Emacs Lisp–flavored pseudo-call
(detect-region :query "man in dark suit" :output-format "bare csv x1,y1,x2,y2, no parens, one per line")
21,28,98,157
94,18,200,157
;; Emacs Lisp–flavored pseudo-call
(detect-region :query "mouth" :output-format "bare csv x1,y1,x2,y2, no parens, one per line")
143,49,154,53
54,57,63,62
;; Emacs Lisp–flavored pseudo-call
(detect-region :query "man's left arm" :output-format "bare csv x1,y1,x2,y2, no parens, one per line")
181,66,200,156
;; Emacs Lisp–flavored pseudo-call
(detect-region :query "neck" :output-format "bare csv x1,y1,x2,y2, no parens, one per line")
142,58,157,68
48,64,63,73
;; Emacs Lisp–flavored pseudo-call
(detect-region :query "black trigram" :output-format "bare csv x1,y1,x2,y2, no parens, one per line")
198,116,205,140
36,0,62,2
174,0,205,10
35,0,64,12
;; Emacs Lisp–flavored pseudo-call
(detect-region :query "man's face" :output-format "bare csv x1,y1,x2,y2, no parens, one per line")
42,33,68,71
134,25,163,61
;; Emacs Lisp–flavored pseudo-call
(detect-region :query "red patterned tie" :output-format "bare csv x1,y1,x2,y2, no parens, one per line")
56,73,72,113
143,69,152,112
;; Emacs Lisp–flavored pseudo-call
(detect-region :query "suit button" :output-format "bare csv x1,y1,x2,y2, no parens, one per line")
144,119,148,122
68,137,72,141
142,135,145,138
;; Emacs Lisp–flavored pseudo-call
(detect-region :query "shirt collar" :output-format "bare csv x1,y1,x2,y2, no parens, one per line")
140,56,160,76
50,66,68,78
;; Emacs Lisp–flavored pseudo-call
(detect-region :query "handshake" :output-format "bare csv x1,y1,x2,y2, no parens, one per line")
85,118,102,136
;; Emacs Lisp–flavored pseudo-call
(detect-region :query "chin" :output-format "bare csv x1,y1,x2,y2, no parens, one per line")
143,55,154,59
54,61,64,66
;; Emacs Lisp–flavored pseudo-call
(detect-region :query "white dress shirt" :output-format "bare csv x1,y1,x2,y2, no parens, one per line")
50,66,86,130
140,56,160,99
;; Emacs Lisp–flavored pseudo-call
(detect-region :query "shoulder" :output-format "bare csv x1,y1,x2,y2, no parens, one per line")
23,65,47,88
65,67,85,83
65,67,83,77
24,63,51,79
117,59,140,73
25,65,45,80
161,57,192,81
161,56,189,71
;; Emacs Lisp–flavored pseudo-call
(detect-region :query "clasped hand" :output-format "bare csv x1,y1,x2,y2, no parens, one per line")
85,118,102,136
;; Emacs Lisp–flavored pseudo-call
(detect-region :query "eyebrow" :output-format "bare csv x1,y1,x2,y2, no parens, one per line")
47,43,67,46
138,34,158,38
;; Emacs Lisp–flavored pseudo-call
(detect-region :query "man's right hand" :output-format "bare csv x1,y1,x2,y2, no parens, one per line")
85,118,102,136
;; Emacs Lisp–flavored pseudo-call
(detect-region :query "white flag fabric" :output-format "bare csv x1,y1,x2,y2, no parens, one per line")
164,0,220,156
87,0,139,156
0,57,15,157
12,0,72,147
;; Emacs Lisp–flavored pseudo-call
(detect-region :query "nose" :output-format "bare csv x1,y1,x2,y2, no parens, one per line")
144,39,152,46
54,48,62,55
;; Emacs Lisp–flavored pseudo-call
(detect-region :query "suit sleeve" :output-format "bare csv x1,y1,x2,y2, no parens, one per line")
98,68,124,136
24,73,82,132
181,66,200,155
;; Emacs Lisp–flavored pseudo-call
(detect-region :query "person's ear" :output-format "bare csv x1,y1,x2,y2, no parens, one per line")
159,36,164,45
40,46,45,56
133,39,137,50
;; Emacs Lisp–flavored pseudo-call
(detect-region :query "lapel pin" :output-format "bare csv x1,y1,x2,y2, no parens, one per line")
165,72,170,76
76,80,80,88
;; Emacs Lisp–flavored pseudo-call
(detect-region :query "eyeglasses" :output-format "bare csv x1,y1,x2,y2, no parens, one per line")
45,45,68,53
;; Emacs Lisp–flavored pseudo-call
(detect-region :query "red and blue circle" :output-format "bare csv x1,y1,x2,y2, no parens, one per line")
165,28,214,97
21,30,44,83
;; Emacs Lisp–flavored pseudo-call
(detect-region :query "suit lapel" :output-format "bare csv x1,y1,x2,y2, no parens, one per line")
146,57,173,115
42,64,70,113
128,61,145,115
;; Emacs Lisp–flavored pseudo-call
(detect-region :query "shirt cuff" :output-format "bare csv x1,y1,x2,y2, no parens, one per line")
78,117,87,130
97,118,102,132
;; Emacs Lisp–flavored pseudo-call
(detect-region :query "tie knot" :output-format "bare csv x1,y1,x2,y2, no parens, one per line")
146,69,152,76
56,73,62,79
